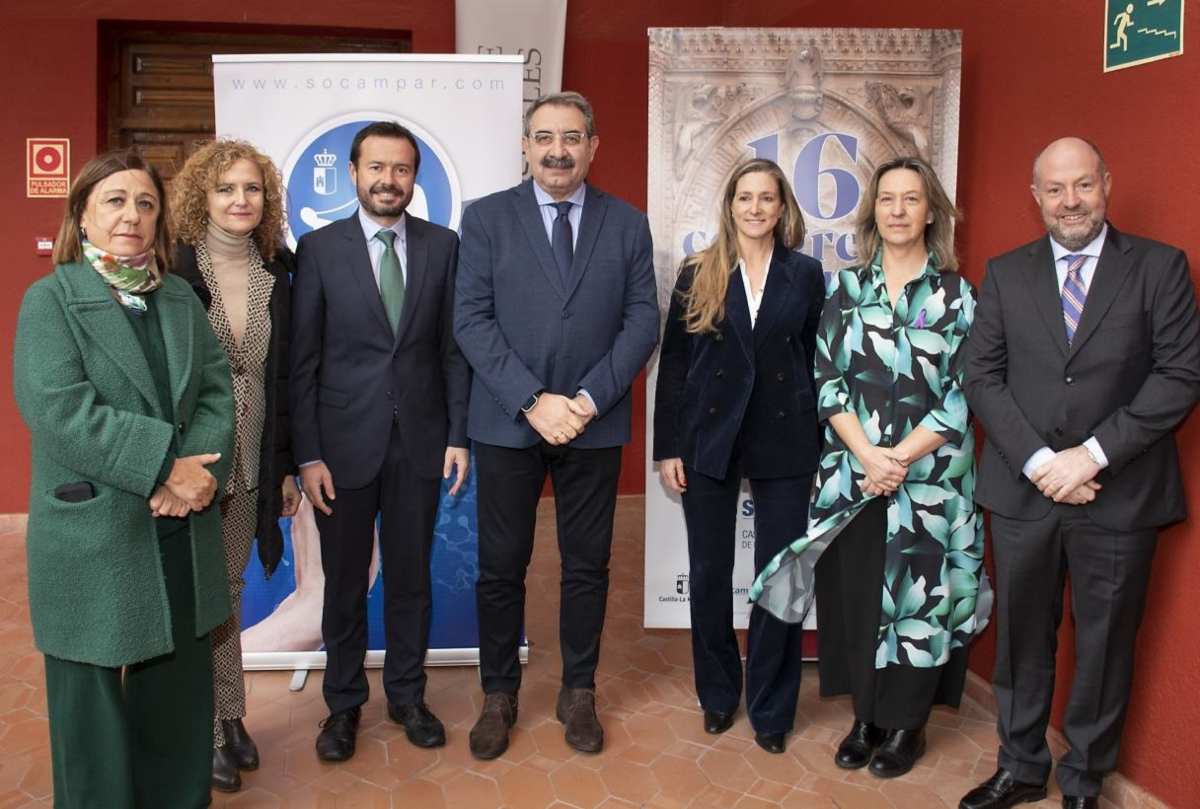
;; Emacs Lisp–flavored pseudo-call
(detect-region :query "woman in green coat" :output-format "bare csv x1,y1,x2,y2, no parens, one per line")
13,150,235,808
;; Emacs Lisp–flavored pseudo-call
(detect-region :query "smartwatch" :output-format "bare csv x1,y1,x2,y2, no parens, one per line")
521,391,542,414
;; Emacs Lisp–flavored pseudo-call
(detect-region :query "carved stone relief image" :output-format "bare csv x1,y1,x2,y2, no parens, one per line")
647,27,962,313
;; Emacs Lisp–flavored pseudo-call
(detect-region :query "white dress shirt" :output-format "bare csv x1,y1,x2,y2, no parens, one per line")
1022,224,1110,479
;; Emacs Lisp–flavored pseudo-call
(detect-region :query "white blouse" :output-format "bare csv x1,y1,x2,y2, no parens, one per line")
737,247,773,328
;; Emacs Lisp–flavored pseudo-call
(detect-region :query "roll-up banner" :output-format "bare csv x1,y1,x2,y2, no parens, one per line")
212,53,523,670
456,0,568,179
644,28,963,633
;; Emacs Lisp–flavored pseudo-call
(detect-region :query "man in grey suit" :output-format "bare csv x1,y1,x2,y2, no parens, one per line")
961,137,1200,809
454,92,659,759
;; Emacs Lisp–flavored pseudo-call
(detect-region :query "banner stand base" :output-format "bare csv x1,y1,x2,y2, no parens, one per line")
245,646,531,692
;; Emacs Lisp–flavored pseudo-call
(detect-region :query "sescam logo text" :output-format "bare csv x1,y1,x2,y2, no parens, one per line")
281,111,463,248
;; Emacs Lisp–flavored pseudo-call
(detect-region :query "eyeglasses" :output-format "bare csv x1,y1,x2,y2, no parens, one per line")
529,131,588,147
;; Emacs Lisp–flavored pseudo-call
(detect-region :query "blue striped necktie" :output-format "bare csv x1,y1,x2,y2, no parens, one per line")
1061,253,1088,344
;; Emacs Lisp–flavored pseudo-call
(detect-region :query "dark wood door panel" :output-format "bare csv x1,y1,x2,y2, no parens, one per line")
102,22,411,180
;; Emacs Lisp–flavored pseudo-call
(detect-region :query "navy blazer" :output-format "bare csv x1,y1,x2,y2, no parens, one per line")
965,225,1200,531
454,180,660,449
289,212,469,488
653,246,825,480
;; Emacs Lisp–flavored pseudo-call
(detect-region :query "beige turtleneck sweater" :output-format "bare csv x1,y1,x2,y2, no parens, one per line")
200,222,274,493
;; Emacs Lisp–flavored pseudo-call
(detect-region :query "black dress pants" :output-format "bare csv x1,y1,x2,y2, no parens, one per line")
316,421,441,713
990,506,1156,798
681,465,812,734
475,440,623,694
815,497,967,730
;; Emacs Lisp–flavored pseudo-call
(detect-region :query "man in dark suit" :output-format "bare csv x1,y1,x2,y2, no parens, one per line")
454,92,659,759
290,121,470,761
961,137,1200,809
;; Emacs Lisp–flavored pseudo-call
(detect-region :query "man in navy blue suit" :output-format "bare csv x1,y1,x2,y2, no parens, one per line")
454,92,659,759
290,122,470,762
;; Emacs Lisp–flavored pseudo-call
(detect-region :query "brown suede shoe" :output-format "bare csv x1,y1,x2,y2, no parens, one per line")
556,687,603,753
469,692,518,760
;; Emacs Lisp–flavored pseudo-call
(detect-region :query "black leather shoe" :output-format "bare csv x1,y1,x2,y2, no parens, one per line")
211,745,242,792
1061,798,1098,809
959,768,1048,809
221,718,260,770
703,709,734,735
754,732,786,754
868,727,926,778
388,702,447,748
834,719,885,769
315,706,361,762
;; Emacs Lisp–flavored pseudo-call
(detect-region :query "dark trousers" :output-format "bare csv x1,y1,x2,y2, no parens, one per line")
990,507,1157,797
45,528,214,809
475,440,623,694
815,498,966,730
316,421,441,713
681,466,812,734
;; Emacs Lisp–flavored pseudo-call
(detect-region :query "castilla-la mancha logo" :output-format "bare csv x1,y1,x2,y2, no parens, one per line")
282,111,462,249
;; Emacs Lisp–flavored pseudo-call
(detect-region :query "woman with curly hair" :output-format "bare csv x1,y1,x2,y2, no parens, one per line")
171,139,300,792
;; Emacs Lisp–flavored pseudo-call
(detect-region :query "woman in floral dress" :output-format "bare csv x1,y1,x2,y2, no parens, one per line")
750,156,991,778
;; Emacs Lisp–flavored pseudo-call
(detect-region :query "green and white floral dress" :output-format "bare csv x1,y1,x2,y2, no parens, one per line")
750,253,992,670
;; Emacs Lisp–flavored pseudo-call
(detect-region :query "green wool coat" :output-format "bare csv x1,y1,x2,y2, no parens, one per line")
13,261,235,667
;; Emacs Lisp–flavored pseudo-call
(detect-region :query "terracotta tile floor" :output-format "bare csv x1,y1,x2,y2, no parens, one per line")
0,499,1126,808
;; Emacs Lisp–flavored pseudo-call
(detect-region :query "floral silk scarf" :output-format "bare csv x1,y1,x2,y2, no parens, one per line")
82,239,162,312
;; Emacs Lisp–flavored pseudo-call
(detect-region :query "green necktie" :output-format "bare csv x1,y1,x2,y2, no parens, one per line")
373,229,405,334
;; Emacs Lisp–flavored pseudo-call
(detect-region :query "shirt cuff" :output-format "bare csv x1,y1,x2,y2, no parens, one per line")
1022,447,1056,480
1083,436,1109,469
576,389,598,416
299,460,323,468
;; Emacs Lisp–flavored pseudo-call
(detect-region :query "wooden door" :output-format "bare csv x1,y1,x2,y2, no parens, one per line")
101,23,412,181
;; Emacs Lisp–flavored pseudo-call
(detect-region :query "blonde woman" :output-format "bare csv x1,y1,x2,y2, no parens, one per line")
653,158,824,754
171,139,300,792
751,156,989,778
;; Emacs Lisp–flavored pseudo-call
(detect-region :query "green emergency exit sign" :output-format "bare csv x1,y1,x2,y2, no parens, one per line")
1105,0,1185,71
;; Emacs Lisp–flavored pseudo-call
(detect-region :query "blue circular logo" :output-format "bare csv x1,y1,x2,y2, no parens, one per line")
281,112,462,249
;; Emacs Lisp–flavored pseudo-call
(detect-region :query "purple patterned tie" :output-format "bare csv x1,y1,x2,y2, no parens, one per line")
1061,254,1088,344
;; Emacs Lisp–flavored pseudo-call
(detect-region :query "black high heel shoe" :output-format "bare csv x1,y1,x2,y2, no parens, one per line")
867,726,926,778
211,745,242,792
221,717,260,770
834,719,885,769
